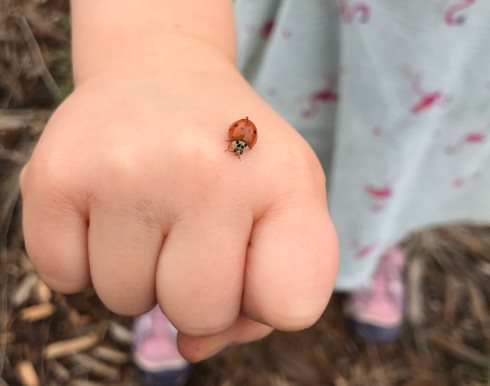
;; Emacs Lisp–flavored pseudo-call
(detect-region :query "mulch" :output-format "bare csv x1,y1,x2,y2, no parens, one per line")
1,1,489,385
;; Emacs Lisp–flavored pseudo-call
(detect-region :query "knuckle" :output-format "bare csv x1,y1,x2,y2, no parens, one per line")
99,294,155,317
38,274,88,294
27,153,79,205
29,257,89,294
92,272,156,316
258,301,325,331
94,146,148,200
102,145,142,181
171,316,235,337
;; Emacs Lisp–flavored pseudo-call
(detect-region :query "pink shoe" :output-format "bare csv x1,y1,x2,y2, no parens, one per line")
132,306,192,386
345,245,406,343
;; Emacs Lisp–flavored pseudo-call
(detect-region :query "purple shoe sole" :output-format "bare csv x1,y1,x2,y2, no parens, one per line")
135,364,193,386
347,317,402,343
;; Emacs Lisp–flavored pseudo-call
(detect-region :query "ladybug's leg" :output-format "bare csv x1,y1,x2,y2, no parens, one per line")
225,140,232,152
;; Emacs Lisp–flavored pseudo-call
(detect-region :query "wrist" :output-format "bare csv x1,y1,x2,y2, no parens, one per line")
73,34,237,85
70,0,236,85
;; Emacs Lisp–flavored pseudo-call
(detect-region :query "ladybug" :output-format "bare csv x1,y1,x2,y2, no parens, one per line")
227,117,258,158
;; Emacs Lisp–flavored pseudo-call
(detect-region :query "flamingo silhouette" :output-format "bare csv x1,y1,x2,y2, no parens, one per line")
260,19,275,38
356,243,377,259
445,131,487,154
302,74,339,118
444,0,476,25
365,185,393,199
339,0,371,23
408,73,445,114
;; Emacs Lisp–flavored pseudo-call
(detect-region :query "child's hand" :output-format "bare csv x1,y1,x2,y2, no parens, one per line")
20,41,338,361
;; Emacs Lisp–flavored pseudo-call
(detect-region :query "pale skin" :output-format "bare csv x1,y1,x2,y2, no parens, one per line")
20,0,339,362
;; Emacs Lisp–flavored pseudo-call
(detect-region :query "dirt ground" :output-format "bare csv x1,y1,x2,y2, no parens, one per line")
1,1,489,385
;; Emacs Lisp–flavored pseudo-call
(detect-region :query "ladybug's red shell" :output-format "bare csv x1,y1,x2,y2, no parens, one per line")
228,117,258,149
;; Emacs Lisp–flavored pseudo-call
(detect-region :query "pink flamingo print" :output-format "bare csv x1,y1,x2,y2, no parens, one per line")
260,19,292,39
406,72,447,114
356,243,377,259
365,185,393,199
302,74,339,119
350,237,377,260
445,131,487,154
372,126,383,137
261,19,275,38
365,184,393,212
339,0,371,23
452,169,483,188
452,177,465,188
365,174,400,212
444,0,476,25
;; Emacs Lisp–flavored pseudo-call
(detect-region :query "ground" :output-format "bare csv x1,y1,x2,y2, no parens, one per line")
0,1,489,385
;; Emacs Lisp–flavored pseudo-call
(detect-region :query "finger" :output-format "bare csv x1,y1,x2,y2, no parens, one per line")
88,200,166,315
177,315,273,362
20,164,90,293
156,200,252,336
243,194,338,331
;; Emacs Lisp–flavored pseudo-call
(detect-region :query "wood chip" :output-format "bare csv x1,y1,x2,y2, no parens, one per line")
334,377,350,386
443,276,461,323
428,330,489,367
92,345,129,365
68,309,92,326
11,273,38,307
407,257,425,326
35,280,52,303
16,360,39,386
466,280,487,323
68,381,106,386
19,303,56,321
478,261,490,276
43,331,99,360
108,321,132,345
48,360,70,383
69,353,120,381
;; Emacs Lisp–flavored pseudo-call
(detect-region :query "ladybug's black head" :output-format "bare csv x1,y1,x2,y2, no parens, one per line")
232,140,248,155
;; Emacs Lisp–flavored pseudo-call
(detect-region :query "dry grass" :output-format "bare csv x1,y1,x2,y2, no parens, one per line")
0,1,489,385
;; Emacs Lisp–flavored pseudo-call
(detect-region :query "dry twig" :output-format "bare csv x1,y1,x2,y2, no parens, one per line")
92,346,129,365
48,360,69,383
10,273,38,307
466,280,487,324
428,330,488,367
108,322,132,346
16,360,39,386
69,353,120,381
19,303,56,321
407,257,425,326
43,331,99,360
443,276,461,323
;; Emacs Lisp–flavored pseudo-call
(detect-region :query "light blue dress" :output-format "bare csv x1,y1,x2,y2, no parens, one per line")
234,0,490,290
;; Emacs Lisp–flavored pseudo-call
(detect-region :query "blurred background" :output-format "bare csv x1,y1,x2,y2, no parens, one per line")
0,1,489,385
